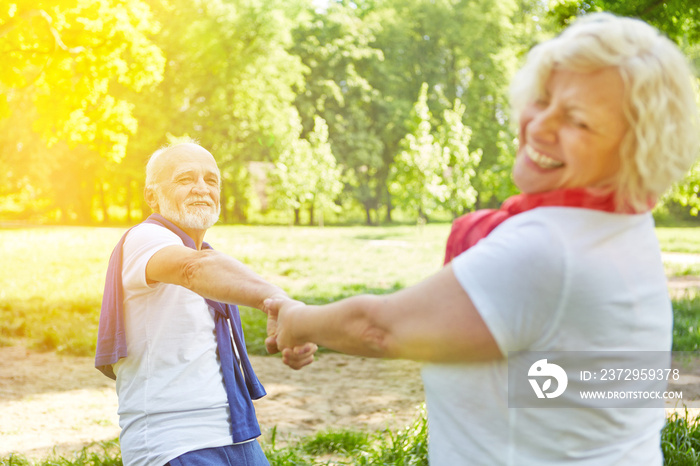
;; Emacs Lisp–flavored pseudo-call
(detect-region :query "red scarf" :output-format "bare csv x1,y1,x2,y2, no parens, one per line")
443,188,625,265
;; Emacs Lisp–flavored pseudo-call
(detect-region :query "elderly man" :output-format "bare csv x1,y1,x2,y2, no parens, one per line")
95,142,315,466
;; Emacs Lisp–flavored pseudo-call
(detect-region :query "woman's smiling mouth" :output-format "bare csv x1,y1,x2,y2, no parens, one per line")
526,145,565,169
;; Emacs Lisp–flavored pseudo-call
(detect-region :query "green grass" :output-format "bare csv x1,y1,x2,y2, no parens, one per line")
3,223,700,355
0,439,122,466
662,411,700,465
656,226,700,277
0,224,449,355
0,227,125,354
2,224,700,465
671,292,700,351
656,227,700,254
3,408,700,465
0,409,429,466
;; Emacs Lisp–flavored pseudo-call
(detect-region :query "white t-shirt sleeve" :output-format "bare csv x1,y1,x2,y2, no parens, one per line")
122,223,184,291
451,215,567,355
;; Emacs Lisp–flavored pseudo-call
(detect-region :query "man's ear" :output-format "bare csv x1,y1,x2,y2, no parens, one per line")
144,186,159,212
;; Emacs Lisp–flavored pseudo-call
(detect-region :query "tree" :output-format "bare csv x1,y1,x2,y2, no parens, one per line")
272,114,342,225
0,0,164,163
117,0,307,223
356,0,547,219
438,98,482,218
306,116,344,226
0,0,164,222
290,1,385,224
389,83,446,222
547,0,700,46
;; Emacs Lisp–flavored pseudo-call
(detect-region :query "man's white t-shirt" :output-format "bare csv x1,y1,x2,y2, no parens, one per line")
114,223,234,466
422,208,671,465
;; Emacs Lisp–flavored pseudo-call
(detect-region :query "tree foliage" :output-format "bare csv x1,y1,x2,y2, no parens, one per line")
438,98,482,218
0,0,164,162
548,0,700,45
389,83,447,221
290,1,385,223
272,114,342,225
1,0,698,224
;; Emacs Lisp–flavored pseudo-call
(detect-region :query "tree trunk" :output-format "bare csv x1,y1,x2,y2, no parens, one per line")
220,182,228,224
99,182,109,224
125,179,133,224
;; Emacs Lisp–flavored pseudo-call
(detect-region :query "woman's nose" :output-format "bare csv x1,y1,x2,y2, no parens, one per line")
528,107,559,144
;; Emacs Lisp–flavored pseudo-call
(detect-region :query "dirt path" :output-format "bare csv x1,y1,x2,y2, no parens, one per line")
0,347,425,460
2,268,700,461
2,348,698,462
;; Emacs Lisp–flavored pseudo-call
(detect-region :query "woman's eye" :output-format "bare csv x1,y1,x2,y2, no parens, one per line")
571,118,589,130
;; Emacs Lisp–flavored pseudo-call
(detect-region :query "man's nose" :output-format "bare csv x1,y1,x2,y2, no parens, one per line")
191,177,209,193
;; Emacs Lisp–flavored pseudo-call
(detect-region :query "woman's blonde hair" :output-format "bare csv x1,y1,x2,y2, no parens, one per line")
510,12,700,211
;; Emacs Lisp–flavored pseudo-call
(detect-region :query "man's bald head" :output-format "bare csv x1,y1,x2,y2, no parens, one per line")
143,142,222,232
145,142,219,189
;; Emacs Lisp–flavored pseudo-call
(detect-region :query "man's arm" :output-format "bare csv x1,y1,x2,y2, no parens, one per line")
266,263,502,364
146,244,285,309
146,244,317,368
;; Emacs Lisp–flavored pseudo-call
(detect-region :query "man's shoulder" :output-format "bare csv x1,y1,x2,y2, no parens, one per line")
124,222,183,252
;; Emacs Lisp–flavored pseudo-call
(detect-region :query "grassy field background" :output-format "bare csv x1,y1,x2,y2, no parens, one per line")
0,224,449,355
2,224,699,356
1,223,700,465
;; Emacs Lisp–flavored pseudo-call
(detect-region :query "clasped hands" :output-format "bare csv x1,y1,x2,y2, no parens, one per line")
264,296,315,369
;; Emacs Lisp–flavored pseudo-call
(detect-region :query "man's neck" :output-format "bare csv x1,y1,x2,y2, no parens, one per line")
163,218,206,250
180,226,206,250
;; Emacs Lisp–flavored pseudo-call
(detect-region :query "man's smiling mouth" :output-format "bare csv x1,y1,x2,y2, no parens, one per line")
187,198,212,207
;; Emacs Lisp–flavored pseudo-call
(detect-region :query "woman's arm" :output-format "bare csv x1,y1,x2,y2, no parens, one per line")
266,263,502,364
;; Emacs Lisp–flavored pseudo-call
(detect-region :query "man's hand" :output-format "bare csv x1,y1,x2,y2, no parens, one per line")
264,297,317,370
263,292,289,355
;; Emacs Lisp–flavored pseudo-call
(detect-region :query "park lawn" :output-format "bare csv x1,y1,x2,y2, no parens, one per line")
1,223,700,465
0,224,450,355
656,227,700,254
2,407,700,465
1,223,700,355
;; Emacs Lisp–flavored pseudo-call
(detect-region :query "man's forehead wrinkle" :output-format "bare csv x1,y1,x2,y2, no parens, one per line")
172,167,195,178
171,166,220,180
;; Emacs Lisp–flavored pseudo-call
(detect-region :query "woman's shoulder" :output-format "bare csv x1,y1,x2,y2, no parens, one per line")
502,207,655,240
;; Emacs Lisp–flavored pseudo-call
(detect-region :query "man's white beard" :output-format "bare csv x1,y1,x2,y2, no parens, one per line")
156,188,220,230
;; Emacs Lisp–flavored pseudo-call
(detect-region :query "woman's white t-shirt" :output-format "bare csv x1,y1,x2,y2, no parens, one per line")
422,207,671,465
